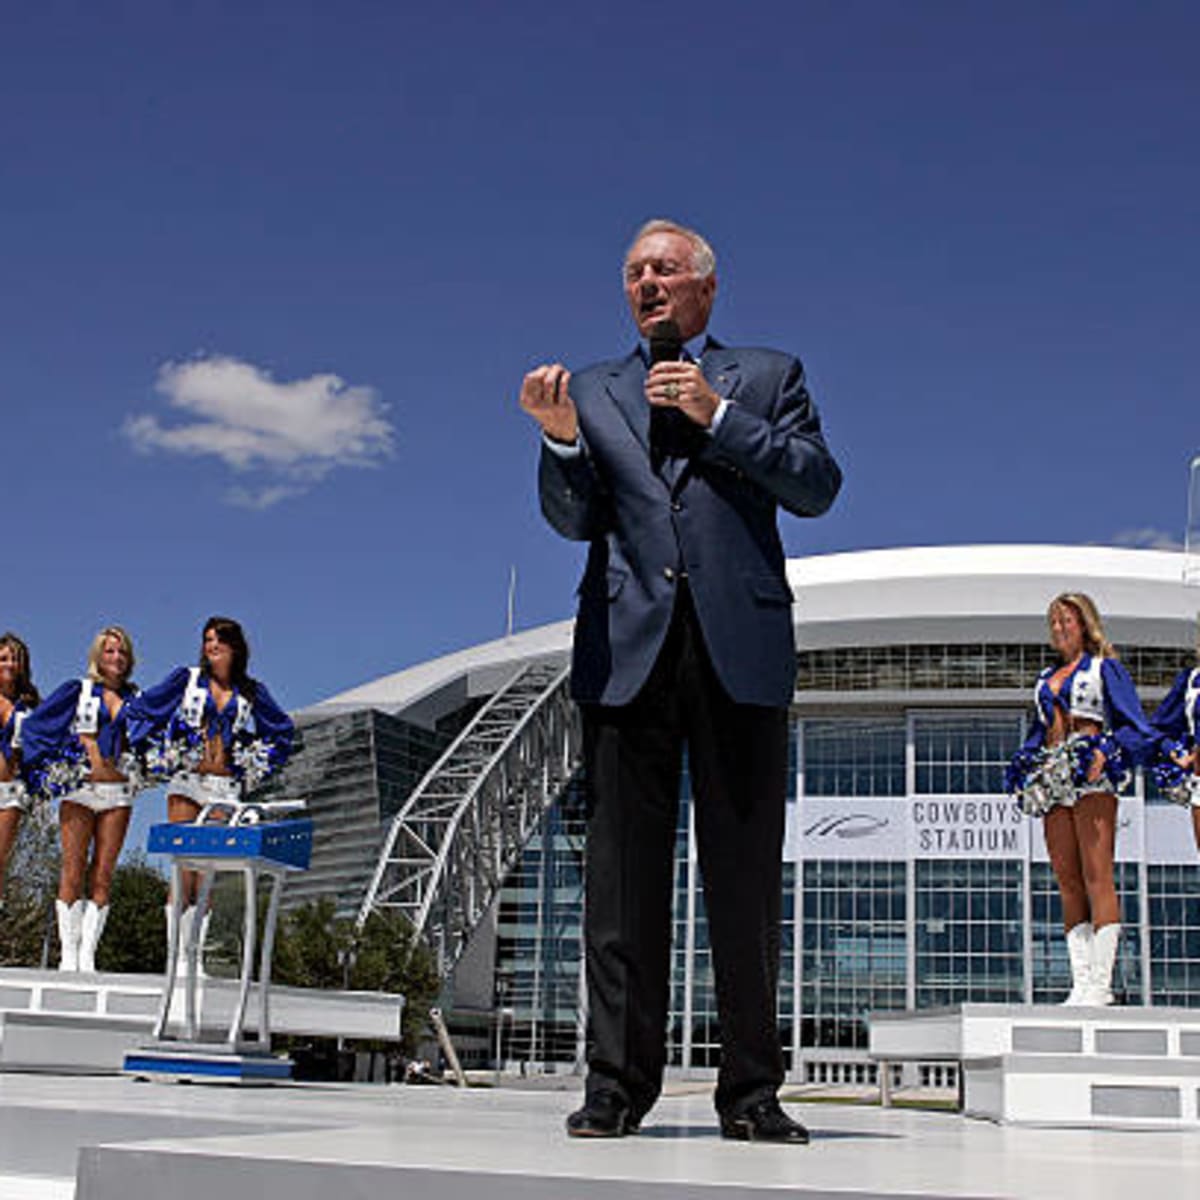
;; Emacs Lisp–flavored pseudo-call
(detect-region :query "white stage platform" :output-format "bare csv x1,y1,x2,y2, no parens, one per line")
0,967,403,1073
2,1074,1200,1200
869,1003,1200,1128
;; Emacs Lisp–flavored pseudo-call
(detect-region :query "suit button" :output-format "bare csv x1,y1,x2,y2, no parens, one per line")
663,567,676,582
670,500,683,513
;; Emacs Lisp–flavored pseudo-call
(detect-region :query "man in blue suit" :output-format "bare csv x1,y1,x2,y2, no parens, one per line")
520,219,841,1143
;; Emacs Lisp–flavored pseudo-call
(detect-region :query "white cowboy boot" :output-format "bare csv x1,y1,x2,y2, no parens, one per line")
178,904,194,968
78,901,109,973
56,899,83,972
1061,922,1094,1005
195,908,212,979
1085,923,1121,1006
164,902,177,968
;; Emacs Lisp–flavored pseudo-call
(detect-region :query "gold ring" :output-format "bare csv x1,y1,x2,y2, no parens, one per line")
664,382,680,400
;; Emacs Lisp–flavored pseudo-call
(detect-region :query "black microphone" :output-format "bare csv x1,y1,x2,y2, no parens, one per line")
648,319,695,469
649,318,683,365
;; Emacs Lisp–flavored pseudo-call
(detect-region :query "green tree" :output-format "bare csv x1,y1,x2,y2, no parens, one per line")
0,807,59,967
270,898,438,1054
348,908,439,1053
95,855,168,974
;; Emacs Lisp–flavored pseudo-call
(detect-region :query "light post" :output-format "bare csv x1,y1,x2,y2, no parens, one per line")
494,1005,515,1085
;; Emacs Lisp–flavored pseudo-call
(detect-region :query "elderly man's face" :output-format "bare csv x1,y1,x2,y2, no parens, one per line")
623,230,716,342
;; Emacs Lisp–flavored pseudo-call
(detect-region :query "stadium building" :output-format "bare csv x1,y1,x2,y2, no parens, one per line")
266,545,1200,1083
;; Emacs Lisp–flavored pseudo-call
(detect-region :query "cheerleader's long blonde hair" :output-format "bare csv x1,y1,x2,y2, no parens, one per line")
85,625,136,686
1048,593,1116,660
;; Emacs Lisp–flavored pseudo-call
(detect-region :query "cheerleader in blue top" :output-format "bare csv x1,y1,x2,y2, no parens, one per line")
125,616,293,962
0,633,41,900
1147,624,1200,853
20,626,142,972
1006,593,1156,1006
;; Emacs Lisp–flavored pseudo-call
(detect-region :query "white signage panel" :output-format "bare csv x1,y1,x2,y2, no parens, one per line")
794,794,1162,863
909,796,1028,859
1144,803,1198,865
792,798,908,861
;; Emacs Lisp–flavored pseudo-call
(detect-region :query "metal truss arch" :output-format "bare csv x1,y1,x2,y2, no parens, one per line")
357,657,581,975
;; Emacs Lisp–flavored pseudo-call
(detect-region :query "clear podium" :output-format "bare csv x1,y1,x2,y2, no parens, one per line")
124,800,313,1082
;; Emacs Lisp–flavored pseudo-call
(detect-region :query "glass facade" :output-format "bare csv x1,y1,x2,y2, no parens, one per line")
803,718,906,796
263,708,459,917
491,689,1200,1070
1030,862,1142,1005
493,778,586,1063
1148,864,1200,1007
913,714,1025,795
801,860,906,1048
795,642,1192,693
915,860,1024,1006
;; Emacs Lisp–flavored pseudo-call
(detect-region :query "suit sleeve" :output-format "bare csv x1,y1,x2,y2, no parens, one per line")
702,355,842,519
536,433,614,542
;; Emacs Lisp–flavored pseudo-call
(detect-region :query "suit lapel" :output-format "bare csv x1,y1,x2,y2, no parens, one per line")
599,340,740,492
603,351,651,453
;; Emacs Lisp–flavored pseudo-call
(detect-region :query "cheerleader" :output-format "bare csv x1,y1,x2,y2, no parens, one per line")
1147,624,1200,851
0,633,40,899
125,616,293,959
20,626,142,972
1006,593,1156,1006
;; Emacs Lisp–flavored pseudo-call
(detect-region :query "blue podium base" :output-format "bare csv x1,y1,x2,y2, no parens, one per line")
124,1042,293,1083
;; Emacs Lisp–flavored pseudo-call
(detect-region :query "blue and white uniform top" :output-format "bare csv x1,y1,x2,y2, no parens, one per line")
0,701,33,808
18,678,140,800
1145,666,1200,799
1009,654,1156,792
1149,666,1200,747
0,701,30,767
124,666,293,791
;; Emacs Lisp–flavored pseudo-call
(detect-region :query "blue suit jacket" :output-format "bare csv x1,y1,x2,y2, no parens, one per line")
539,339,842,707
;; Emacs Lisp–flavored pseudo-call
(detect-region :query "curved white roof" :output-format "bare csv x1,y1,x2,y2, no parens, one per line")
306,545,1197,722
788,544,1195,650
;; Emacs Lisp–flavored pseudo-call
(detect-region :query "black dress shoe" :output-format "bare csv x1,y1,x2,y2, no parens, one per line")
566,1091,638,1138
720,1097,810,1144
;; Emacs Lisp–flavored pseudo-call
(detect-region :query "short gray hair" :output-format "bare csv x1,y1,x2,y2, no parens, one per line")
627,219,716,278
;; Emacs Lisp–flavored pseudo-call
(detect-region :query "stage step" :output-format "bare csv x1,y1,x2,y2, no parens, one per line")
966,1052,1200,1127
0,967,404,1073
869,1003,1200,1128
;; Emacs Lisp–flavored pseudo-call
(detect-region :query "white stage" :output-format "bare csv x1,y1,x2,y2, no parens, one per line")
870,1003,1200,1128
0,968,403,1073
2,1073,1200,1200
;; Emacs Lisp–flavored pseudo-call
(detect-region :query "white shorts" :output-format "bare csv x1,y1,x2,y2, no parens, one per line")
62,782,136,813
0,780,30,812
1163,776,1200,809
167,771,243,807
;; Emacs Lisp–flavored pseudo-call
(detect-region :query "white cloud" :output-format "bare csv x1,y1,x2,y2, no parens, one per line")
1109,527,1184,551
225,483,306,510
124,355,393,506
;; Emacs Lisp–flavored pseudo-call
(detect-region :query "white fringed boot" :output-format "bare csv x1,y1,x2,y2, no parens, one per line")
195,908,211,979
164,902,177,967
1062,922,1094,1005
1085,923,1121,1006
178,905,195,973
56,899,83,972
78,901,109,973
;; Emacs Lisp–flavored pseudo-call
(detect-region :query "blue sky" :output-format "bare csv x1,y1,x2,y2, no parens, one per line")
3,0,1197,722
